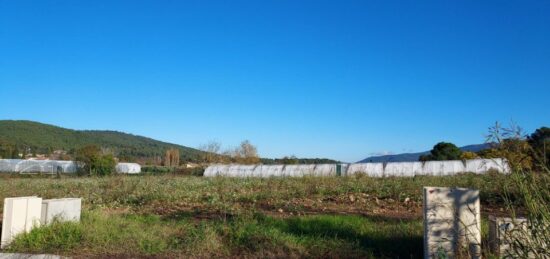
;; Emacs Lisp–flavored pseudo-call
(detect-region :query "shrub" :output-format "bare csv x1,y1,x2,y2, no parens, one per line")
74,145,116,176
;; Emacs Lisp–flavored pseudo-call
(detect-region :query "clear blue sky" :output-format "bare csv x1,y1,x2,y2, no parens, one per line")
1,1,549,162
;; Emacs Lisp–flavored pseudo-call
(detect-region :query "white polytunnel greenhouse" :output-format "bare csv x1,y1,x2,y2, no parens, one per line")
313,164,337,176
422,160,466,176
282,164,316,177
115,163,141,174
0,159,77,174
0,159,141,174
203,158,510,178
465,158,510,174
347,163,384,177
253,165,284,178
383,162,424,177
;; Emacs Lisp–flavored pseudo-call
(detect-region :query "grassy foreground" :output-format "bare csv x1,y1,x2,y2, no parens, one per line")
0,173,515,258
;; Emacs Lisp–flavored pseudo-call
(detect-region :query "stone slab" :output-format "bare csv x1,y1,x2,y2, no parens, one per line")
1,197,42,249
423,187,481,259
488,216,530,258
40,198,81,225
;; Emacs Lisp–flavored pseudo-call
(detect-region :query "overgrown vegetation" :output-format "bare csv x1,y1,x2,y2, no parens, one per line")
0,173,530,257
485,123,550,258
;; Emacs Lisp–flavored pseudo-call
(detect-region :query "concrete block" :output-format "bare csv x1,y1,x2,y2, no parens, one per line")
488,216,530,258
40,198,81,225
1,197,42,249
423,187,481,259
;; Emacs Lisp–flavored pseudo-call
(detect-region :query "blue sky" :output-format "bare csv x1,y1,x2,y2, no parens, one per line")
1,1,549,162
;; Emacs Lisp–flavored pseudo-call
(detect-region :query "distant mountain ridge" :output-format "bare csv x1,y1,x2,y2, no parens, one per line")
0,120,204,162
358,143,491,163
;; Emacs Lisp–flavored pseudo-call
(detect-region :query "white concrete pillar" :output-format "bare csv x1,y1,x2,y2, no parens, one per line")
423,187,481,258
1,197,43,249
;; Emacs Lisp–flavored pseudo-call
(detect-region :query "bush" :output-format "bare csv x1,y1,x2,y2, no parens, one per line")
142,165,173,174
74,145,116,176
141,165,205,176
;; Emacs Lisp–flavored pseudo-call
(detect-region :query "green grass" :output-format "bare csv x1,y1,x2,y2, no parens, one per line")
7,211,425,258
0,173,520,257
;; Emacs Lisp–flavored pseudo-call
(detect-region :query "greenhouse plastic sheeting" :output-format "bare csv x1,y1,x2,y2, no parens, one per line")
465,159,510,174
253,165,284,177
0,159,77,174
203,158,510,178
347,163,384,177
384,162,423,177
422,160,465,176
282,165,315,177
115,163,141,174
421,161,442,176
313,164,337,176
0,159,142,174
203,164,230,177
226,165,256,177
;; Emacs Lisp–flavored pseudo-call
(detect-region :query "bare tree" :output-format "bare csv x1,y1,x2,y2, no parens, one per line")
234,140,260,164
198,141,222,163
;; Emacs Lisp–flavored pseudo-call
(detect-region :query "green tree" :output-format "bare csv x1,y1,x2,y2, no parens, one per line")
420,142,463,161
460,151,479,160
93,154,116,176
527,127,550,167
74,145,116,176
11,146,20,159
280,155,299,164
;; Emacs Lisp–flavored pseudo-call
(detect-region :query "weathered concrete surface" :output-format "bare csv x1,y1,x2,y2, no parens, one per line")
1,197,42,249
423,187,481,259
488,216,530,258
40,198,81,225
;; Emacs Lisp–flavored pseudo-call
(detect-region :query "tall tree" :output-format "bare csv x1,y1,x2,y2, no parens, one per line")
527,127,550,167
164,148,180,167
199,141,222,163
227,140,260,164
420,142,462,161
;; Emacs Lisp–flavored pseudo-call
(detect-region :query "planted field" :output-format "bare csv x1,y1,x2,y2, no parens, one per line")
0,174,515,258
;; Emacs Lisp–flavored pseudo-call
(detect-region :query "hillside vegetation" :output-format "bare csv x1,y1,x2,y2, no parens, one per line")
0,120,339,165
0,120,204,162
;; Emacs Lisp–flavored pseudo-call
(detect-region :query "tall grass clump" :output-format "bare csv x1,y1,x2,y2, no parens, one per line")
486,123,549,258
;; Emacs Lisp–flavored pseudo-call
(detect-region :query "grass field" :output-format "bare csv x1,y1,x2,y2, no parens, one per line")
0,173,518,258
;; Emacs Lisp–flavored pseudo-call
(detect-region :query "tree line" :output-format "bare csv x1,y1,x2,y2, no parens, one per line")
420,124,549,171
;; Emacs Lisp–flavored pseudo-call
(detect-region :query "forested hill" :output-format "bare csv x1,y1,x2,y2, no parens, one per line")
0,120,204,162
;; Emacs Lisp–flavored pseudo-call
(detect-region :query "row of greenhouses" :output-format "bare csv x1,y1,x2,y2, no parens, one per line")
204,158,509,178
0,159,141,174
